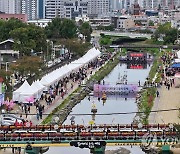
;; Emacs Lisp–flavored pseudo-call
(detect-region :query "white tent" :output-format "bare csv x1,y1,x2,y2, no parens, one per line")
30,82,41,100
173,59,180,63
38,47,101,90
175,73,180,88
19,84,35,103
13,80,30,101
177,50,180,59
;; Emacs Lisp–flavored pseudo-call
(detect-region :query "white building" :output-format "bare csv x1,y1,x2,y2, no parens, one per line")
117,16,135,30
75,15,89,22
89,17,111,27
171,19,180,29
27,19,52,27
45,0,65,19
132,14,148,26
88,0,110,17
64,0,88,19
0,0,21,14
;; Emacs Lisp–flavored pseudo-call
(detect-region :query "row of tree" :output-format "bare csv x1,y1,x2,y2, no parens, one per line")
0,18,92,91
0,18,92,56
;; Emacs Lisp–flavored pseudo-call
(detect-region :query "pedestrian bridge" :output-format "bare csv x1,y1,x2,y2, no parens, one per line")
0,124,178,154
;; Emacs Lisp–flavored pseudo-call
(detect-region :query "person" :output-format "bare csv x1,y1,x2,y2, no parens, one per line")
71,83,73,89
36,112,39,120
28,106,30,113
156,90,159,97
138,80,141,87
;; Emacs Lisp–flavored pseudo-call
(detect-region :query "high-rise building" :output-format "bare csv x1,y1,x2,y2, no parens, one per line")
87,0,110,17
21,0,38,20
64,0,88,19
110,0,121,11
37,0,45,19
45,0,64,19
142,0,180,10
142,0,159,10
0,0,21,14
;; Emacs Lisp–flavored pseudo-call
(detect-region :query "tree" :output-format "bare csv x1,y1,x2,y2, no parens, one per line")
45,18,77,39
152,22,179,44
164,28,178,44
135,20,142,26
10,25,47,56
58,39,90,57
9,56,44,79
152,22,171,41
148,20,154,26
45,18,63,39
61,19,77,39
0,18,26,41
79,22,92,42
10,27,36,56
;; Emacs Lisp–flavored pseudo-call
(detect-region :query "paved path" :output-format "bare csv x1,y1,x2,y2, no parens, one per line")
149,85,180,124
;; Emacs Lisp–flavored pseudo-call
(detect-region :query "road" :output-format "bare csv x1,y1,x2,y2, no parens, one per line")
92,30,152,39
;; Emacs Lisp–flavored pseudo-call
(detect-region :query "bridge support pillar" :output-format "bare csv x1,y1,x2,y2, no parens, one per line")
162,145,170,154
24,144,41,154
90,146,106,154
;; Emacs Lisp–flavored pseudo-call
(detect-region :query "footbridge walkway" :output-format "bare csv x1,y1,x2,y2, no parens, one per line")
0,124,179,154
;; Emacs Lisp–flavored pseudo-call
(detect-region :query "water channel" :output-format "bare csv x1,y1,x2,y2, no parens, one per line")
45,62,152,154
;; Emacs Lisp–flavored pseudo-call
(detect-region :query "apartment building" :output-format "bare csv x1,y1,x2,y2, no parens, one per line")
88,0,110,18
64,0,88,19
0,0,21,14
45,0,65,19
117,16,135,30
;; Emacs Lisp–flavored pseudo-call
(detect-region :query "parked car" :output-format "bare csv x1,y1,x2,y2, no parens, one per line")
2,114,23,121
1,116,23,126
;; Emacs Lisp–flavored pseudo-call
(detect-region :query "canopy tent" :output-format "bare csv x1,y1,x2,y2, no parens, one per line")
171,63,180,68
19,84,35,103
173,59,180,63
13,80,31,101
174,73,180,88
177,51,180,59
30,82,42,100
13,47,101,100
34,80,45,91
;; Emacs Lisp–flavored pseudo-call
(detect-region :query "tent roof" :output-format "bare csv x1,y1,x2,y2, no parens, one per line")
171,63,180,68
175,73,180,78
13,80,30,93
177,51,180,59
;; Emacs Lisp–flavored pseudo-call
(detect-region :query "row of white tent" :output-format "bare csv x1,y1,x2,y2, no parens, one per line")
13,47,101,103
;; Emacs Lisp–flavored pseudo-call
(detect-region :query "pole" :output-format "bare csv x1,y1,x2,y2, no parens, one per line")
5,62,8,72
0,51,1,69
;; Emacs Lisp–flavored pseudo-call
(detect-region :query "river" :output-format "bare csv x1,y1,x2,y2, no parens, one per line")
45,63,152,154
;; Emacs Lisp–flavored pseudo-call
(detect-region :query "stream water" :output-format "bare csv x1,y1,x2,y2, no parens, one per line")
45,63,152,154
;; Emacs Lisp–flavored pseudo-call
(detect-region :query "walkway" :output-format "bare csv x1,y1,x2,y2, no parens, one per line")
149,85,180,124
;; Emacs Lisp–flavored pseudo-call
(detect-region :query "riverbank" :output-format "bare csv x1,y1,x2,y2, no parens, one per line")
133,48,163,124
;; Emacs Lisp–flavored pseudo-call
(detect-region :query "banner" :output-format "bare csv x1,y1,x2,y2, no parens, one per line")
94,84,138,93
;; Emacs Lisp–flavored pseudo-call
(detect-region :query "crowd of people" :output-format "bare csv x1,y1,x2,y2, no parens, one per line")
17,52,112,122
